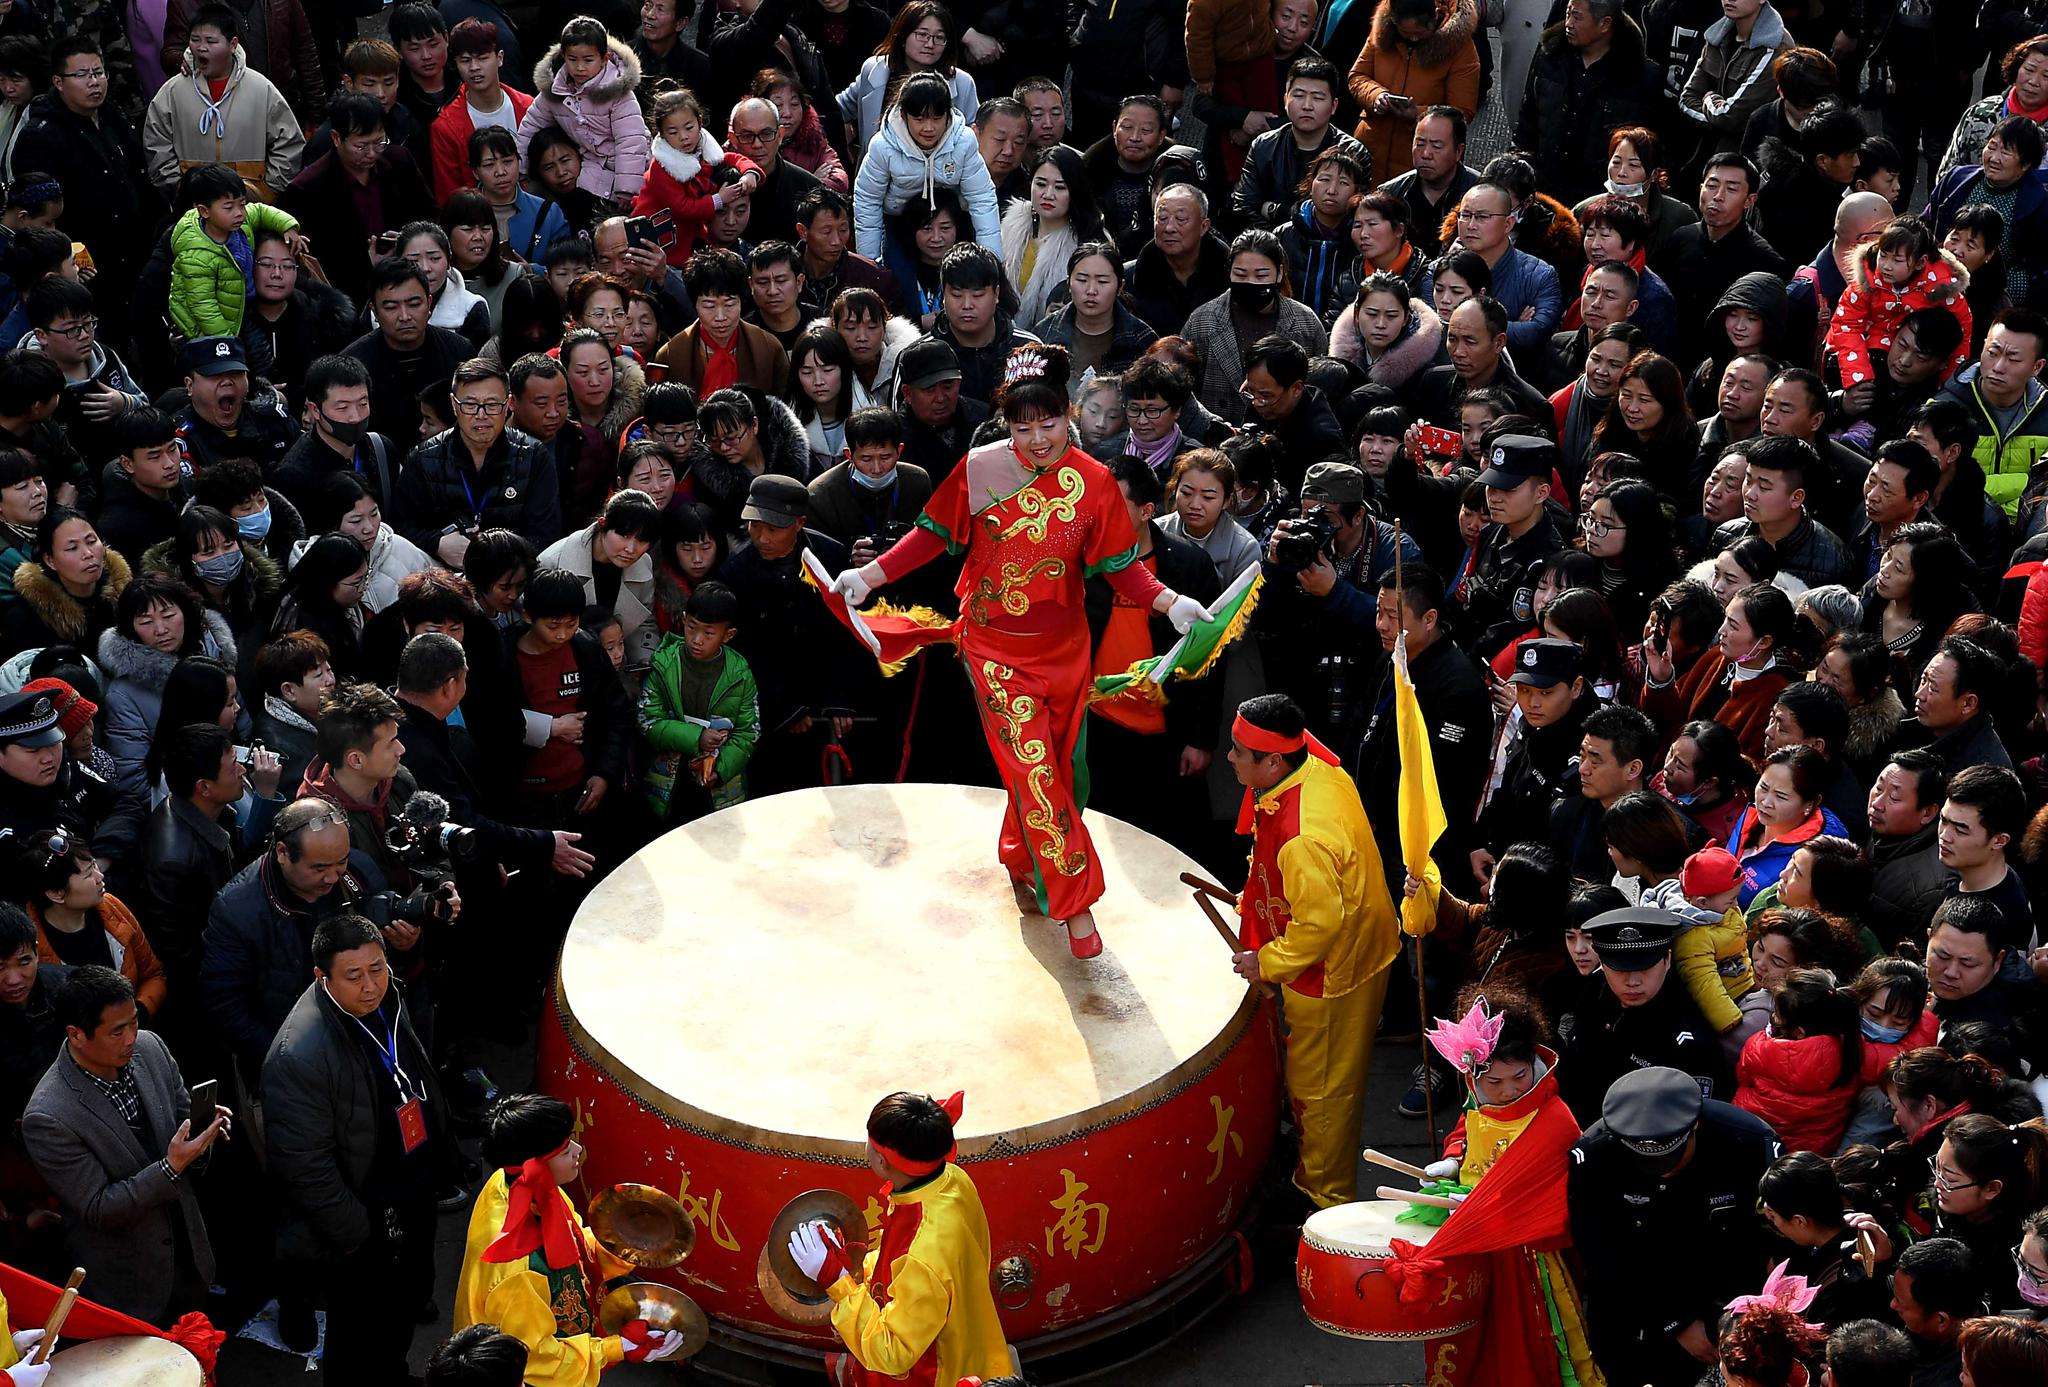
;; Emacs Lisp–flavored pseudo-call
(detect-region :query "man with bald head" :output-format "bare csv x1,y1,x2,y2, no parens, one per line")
1784,191,1896,352
1125,184,1232,337
729,96,821,246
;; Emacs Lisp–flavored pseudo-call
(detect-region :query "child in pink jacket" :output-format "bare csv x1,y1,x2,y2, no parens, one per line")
1826,216,1973,387
631,85,761,269
516,16,649,206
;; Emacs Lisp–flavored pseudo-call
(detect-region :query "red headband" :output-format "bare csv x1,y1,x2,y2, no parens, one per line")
483,1139,584,1270
873,1091,965,1177
1232,715,1340,834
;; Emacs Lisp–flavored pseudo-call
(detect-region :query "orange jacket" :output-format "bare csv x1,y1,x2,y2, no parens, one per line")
32,893,168,1022
1346,0,1480,181
1185,0,1277,83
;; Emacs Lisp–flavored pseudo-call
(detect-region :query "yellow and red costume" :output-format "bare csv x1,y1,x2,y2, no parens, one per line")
822,1163,1012,1387
1418,1051,1605,1387
1234,718,1398,1208
859,440,1164,919
455,1166,634,1387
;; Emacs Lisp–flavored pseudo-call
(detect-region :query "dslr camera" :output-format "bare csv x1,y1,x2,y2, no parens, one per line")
1268,510,1338,574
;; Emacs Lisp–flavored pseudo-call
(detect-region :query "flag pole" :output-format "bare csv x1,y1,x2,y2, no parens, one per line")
1392,523,1438,1150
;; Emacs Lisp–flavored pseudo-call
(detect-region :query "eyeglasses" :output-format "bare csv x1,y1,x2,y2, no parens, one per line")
453,398,507,417
1931,1163,1980,1194
650,424,701,444
60,68,107,83
2017,1246,2048,1286
342,138,391,158
1580,514,1626,538
44,317,97,339
1127,403,1174,421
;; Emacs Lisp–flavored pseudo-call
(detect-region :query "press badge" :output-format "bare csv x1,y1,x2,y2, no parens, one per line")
398,1096,427,1153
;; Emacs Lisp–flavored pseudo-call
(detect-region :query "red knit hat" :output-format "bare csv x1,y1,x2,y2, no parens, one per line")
20,678,96,739
1681,846,1741,899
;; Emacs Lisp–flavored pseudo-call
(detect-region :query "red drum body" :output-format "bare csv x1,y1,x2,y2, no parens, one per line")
539,784,1280,1352
1296,1201,1486,1342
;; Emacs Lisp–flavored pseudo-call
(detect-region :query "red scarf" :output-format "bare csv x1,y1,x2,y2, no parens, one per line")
2011,86,2048,124
1562,245,1648,331
482,1143,585,1269
699,329,740,396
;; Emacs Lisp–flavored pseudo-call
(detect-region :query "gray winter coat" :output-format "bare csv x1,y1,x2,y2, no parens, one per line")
1179,290,1330,425
97,610,240,801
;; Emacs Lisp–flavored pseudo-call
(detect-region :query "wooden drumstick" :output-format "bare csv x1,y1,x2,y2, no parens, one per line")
1375,1185,1463,1210
1185,886,1243,952
1362,1148,1430,1181
31,1267,84,1364
1179,872,1237,904
1853,1229,1879,1276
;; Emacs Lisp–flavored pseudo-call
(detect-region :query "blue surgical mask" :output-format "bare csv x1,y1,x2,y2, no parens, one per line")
850,465,897,491
235,505,272,542
1860,1016,1910,1044
195,548,245,584
1668,790,1697,808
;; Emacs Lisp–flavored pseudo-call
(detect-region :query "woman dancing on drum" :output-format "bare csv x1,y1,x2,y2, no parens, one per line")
1408,986,1606,1387
830,346,1208,957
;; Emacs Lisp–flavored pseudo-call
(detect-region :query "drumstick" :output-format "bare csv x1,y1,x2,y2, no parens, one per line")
1375,1185,1463,1211
30,1267,83,1364
1853,1229,1879,1276
1185,886,1243,952
1179,872,1237,905
1361,1148,1430,1181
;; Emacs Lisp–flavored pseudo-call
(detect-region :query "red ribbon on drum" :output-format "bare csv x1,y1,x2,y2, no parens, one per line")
1382,1239,1448,1304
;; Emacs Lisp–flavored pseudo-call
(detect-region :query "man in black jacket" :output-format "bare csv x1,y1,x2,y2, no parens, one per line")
12,38,163,339
896,340,988,487
1661,154,1789,364
263,915,447,1381
1867,749,1950,951
1084,456,1222,843
0,688,130,852
1230,57,1367,232
1517,2,1658,206
344,258,472,450
1405,297,1555,429
1125,186,1233,337
169,338,301,475
1242,337,1347,487
280,93,437,308
930,245,1039,411
391,358,562,564
273,355,401,518
728,97,823,246
1559,912,1733,1125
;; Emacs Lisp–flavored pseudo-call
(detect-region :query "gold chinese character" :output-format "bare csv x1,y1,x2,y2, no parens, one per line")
1205,1096,1243,1184
674,1167,740,1252
1043,1169,1108,1258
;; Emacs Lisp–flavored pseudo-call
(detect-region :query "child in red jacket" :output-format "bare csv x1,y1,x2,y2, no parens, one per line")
1736,967,1866,1154
1826,216,1973,387
630,84,760,269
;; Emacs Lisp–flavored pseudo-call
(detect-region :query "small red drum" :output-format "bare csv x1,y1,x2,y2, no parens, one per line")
541,784,1281,1354
1296,1200,1486,1341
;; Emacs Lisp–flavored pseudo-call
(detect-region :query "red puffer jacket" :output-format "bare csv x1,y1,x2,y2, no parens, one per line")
1736,1029,1859,1153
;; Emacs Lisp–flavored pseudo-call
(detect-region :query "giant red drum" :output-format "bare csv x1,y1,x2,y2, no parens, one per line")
1296,1200,1486,1341
540,784,1280,1355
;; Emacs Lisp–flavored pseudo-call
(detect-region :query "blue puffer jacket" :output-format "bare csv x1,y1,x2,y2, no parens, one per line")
850,107,1000,262
1420,245,1563,353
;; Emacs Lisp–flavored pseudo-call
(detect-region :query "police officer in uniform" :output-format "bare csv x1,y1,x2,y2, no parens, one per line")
1569,1067,1779,1387
0,688,128,856
1558,907,1730,1125
1455,433,1565,656
1474,639,1594,883
171,336,301,475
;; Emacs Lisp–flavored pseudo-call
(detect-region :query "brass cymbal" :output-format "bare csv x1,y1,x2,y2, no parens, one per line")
597,1281,710,1359
764,1188,866,1301
589,1183,696,1268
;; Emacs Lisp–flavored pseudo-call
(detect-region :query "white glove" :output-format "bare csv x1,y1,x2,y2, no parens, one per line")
1423,1157,1461,1179
642,1329,687,1363
1164,592,1208,633
788,1218,832,1281
3,1353,50,1387
831,563,884,607
7,1333,42,1358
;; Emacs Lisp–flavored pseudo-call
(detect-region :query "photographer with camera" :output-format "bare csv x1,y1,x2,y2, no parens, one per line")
1258,461,1422,760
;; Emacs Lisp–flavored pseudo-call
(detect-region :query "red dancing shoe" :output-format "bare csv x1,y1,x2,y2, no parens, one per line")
1065,920,1103,959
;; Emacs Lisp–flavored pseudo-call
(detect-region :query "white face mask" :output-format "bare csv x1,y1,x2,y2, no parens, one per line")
1606,178,1646,199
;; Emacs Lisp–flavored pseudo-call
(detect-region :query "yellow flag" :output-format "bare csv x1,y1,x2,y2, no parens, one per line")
1394,630,1448,938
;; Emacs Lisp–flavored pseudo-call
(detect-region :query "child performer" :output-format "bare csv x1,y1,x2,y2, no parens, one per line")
786,1091,1012,1387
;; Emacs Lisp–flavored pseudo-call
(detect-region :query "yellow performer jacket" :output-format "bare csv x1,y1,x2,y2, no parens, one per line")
1240,756,1398,998
455,1171,633,1387
825,1164,1012,1387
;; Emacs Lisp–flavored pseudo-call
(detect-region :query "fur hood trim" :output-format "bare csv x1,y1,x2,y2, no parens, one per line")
1331,296,1445,386
652,130,725,186
96,608,237,690
1371,0,1479,67
600,352,648,443
13,550,132,643
534,36,642,106
139,537,283,602
1846,243,1971,299
1844,685,1906,768
755,392,813,481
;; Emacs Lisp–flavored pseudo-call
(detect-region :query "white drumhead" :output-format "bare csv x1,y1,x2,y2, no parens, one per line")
46,1336,202,1386
558,785,1252,1146
1303,1199,1442,1255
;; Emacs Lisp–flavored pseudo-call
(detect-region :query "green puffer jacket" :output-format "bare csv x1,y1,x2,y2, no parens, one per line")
638,632,760,818
167,201,299,339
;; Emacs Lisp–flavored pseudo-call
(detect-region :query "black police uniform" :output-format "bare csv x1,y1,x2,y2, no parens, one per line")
1569,1099,1780,1387
1456,435,1567,655
1559,961,1732,1125
173,386,300,474
1476,699,1592,859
